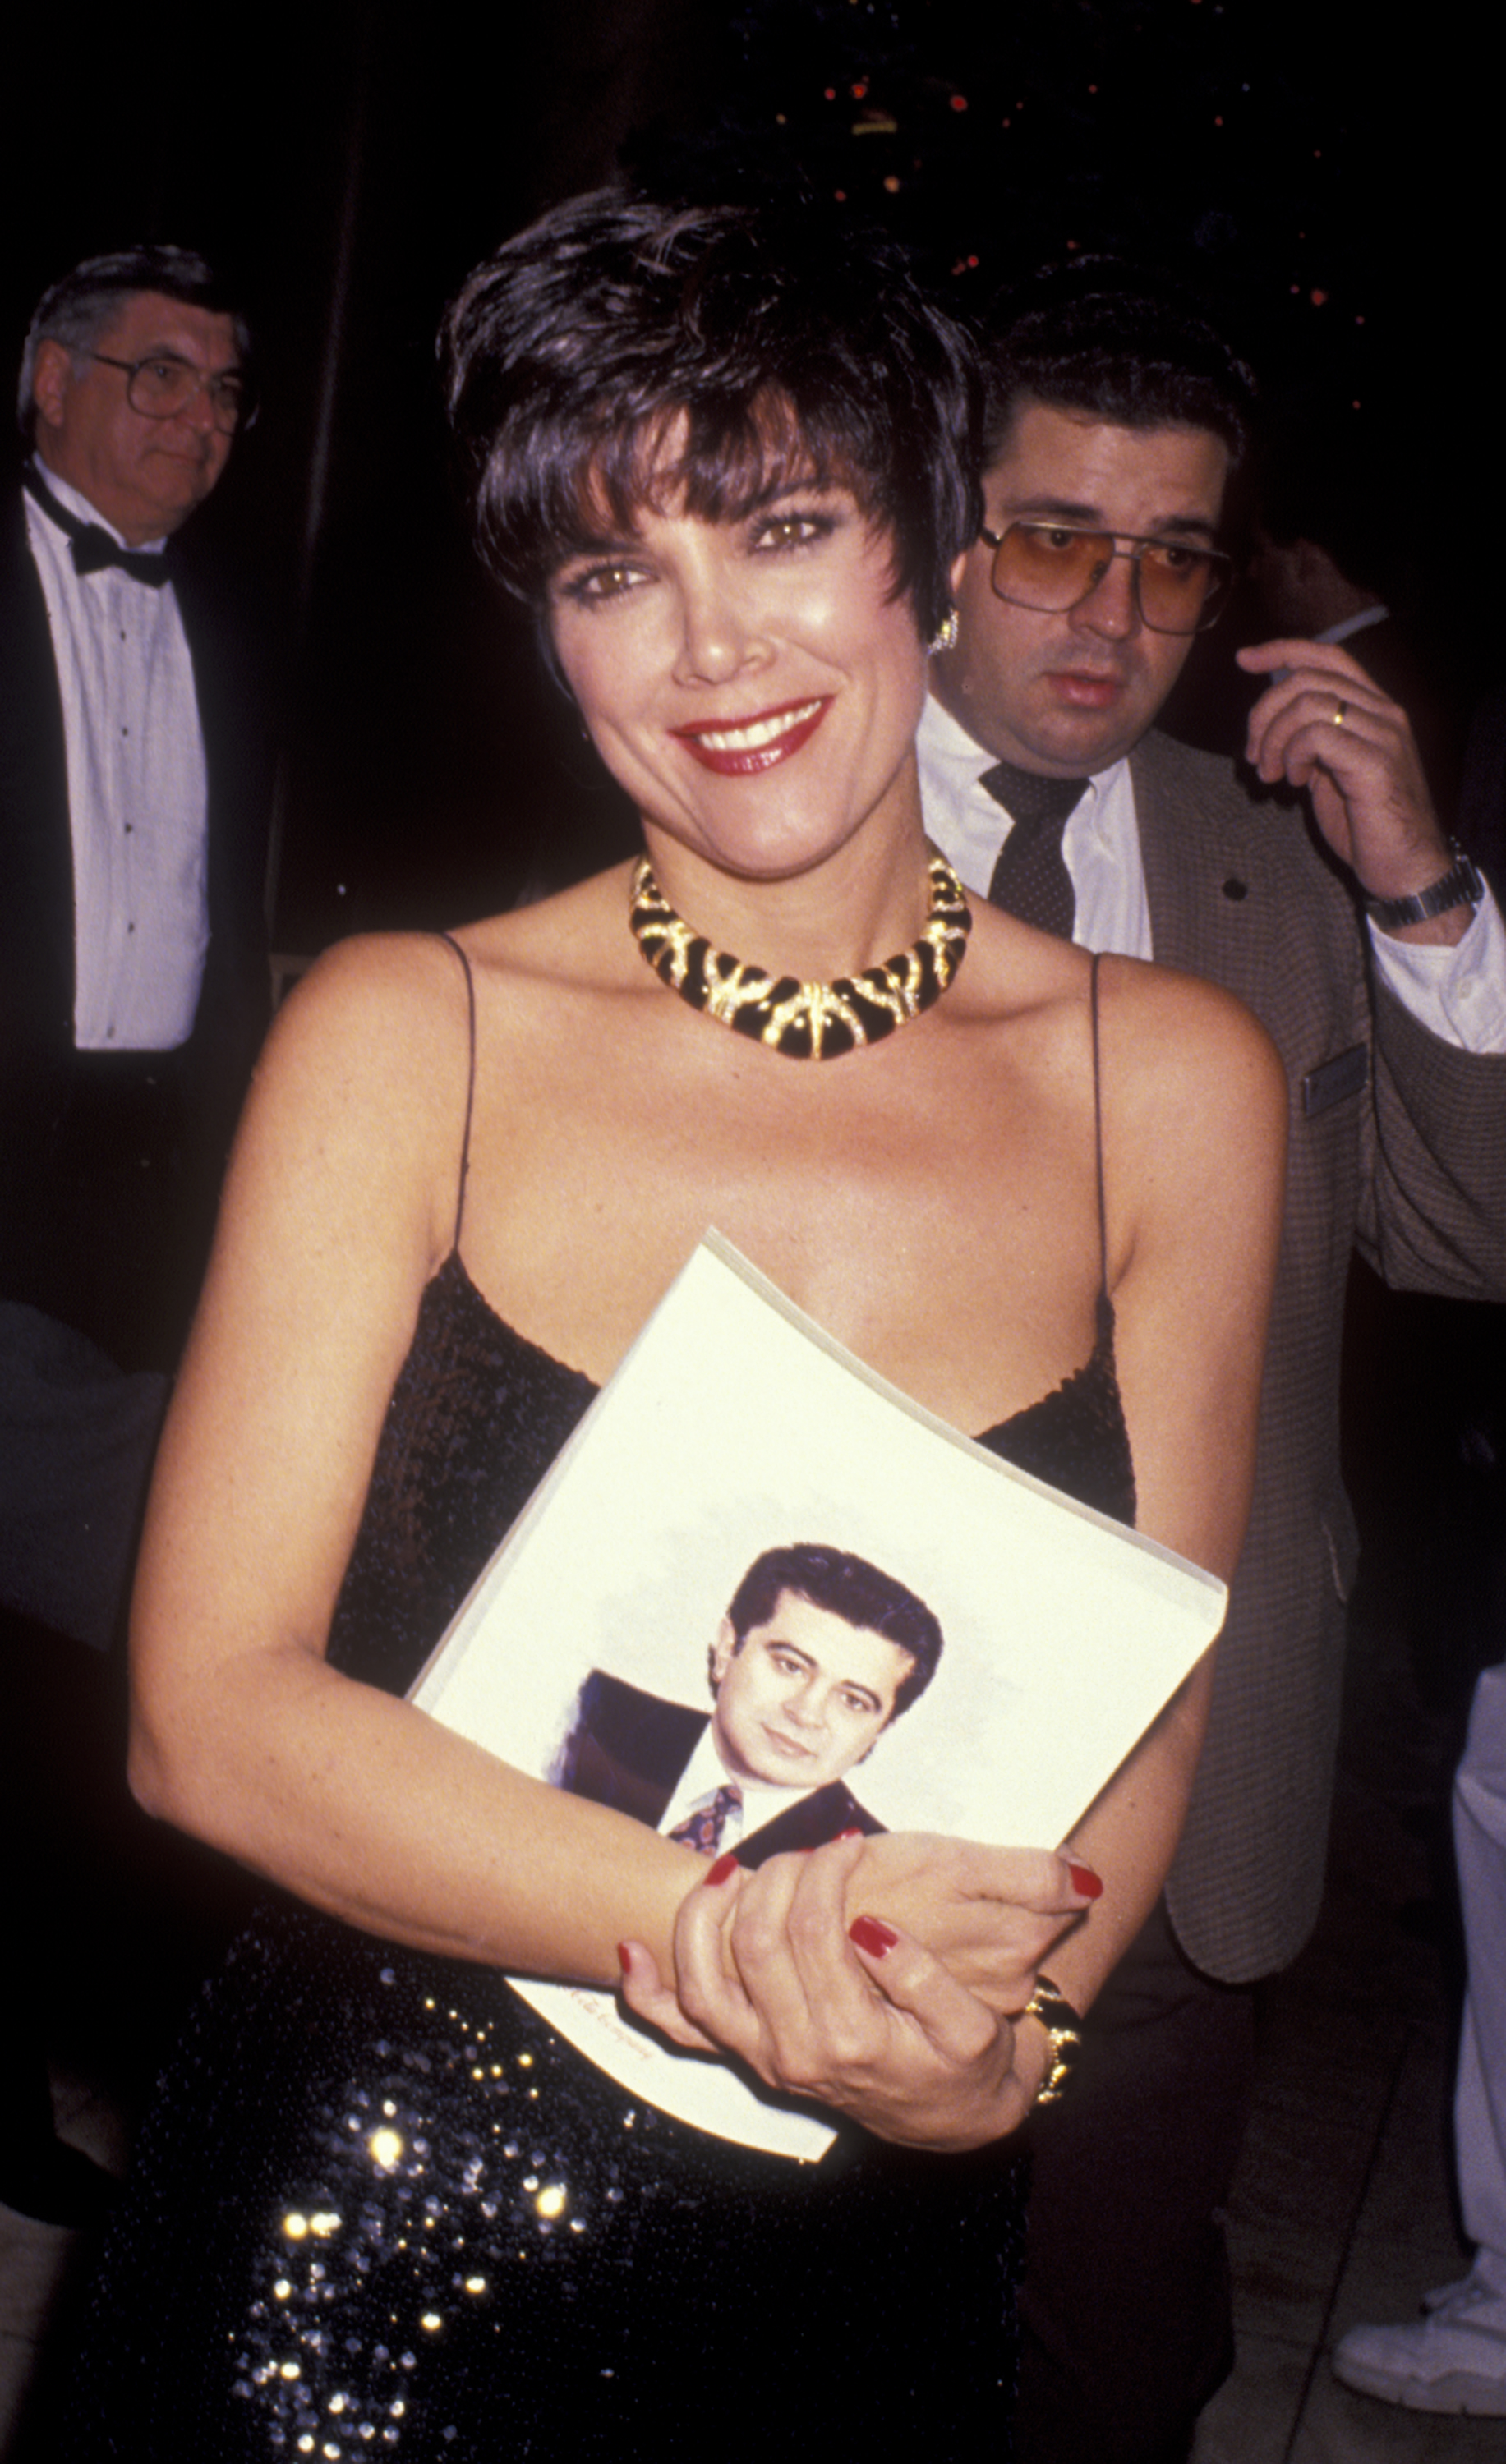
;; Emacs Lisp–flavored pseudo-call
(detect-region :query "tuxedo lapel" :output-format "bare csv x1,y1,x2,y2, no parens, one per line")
0,486,77,1063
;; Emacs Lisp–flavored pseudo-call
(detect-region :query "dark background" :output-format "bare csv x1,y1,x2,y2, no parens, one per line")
4,1,1494,950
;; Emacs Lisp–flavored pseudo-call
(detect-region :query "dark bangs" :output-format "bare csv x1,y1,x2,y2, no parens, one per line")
548,391,896,573
441,195,982,639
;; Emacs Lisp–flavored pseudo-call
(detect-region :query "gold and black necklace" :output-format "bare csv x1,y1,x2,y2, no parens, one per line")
628,850,972,1060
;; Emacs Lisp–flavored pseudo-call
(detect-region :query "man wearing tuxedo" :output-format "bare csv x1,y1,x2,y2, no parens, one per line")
1,247,271,2225
916,263,1506,2464
554,1543,943,1867
1,243,269,1377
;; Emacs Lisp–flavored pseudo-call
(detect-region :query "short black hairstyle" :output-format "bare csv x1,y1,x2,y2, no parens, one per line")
977,257,1255,471
723,1543,943,1720
440,191,982,641
18,245,250,443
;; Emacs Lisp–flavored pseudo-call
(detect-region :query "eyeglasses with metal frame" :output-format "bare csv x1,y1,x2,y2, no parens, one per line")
75,348,256,435
979,521,1234,636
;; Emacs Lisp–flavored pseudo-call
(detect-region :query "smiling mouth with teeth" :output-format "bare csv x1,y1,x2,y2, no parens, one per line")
672,697,830,774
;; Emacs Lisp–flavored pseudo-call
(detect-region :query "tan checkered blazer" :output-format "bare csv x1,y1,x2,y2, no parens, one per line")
1130,731,1506,1980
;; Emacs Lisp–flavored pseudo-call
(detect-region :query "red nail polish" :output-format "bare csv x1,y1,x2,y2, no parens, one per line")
849,1915,899,1958
1068,1862,1103,1901
616,1942,632,1974
706,1851,739,1887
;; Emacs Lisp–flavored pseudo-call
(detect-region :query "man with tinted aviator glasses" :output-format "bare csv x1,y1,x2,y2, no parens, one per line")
978,510,1235,639
917,260,1506,2464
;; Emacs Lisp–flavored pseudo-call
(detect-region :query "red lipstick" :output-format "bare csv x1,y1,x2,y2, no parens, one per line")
671,696,831,775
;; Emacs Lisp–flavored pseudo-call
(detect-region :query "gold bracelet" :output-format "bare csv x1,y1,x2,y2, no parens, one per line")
1021,1973,1084,2108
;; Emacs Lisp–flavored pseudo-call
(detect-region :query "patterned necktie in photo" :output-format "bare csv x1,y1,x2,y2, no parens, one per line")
981,761,1088,941
667,1781,744,1855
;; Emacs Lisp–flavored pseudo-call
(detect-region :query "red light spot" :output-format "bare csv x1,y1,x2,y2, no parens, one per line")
1310,287,1328,306
852,81,867,99
951,93,967,111
824,87,836,100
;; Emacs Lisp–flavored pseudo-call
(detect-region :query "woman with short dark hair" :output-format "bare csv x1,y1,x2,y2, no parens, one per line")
70,195,1283,2458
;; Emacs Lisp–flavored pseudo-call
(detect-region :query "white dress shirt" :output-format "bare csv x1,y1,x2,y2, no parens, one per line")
25,462,210,1052
658,1725,816,1848
916,692,1506,1054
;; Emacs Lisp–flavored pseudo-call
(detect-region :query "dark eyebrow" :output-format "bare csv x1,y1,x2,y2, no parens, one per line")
745,474,841,508
1006,493,1219,545
551,474,848,572
139,345,244,379
551,523,649,566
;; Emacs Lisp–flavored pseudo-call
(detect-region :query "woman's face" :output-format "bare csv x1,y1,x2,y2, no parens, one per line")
545,471,931,887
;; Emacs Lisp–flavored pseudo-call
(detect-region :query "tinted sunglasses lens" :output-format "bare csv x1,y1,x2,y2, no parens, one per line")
1137,547,1227,634
992,525,1108,611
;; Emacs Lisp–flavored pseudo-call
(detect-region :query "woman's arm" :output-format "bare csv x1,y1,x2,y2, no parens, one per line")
128,934,699,1985
624,960,1288,2139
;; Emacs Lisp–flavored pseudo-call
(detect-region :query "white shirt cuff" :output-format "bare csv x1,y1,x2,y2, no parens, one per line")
1367,884,1506,1053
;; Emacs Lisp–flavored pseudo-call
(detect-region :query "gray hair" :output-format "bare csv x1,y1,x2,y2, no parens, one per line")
18,245,250,440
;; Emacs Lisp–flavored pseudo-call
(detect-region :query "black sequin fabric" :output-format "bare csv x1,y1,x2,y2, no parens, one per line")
65,1257,1133,2461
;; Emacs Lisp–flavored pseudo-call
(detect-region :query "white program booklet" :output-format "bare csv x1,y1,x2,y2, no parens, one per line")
412,1233,1225,2161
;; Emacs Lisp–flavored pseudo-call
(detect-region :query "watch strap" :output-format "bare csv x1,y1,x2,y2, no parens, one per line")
1365,844,1484,931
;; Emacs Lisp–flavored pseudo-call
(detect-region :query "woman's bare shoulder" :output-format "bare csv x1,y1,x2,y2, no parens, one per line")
1094,949,1285,1110
447,863,643,994
270,927,472,1053
274,861,639,1041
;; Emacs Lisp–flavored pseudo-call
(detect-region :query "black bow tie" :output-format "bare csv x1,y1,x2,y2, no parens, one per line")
979,760,1089,940
23,465,171,588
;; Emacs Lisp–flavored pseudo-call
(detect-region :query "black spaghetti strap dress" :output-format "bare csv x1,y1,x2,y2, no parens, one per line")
64,954,1134,2462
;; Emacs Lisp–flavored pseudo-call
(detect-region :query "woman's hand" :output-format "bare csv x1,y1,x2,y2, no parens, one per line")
617,1833,1068,2151
831,1830,1099,2012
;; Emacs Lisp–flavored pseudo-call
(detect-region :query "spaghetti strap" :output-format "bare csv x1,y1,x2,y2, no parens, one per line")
435,931,477,1253
1089,952,1110,1310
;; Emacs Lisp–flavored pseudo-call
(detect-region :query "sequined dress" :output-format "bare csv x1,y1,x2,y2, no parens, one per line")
66,989,1135,2464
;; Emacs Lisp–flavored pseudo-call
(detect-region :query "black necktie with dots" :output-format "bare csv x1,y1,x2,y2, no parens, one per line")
980,761,1088,941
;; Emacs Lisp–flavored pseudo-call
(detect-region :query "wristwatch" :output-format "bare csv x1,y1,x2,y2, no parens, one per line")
1364,842,1485,931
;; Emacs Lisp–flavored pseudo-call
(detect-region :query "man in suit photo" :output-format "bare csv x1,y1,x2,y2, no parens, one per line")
553,1542,944,1869
915,262,1506,2463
